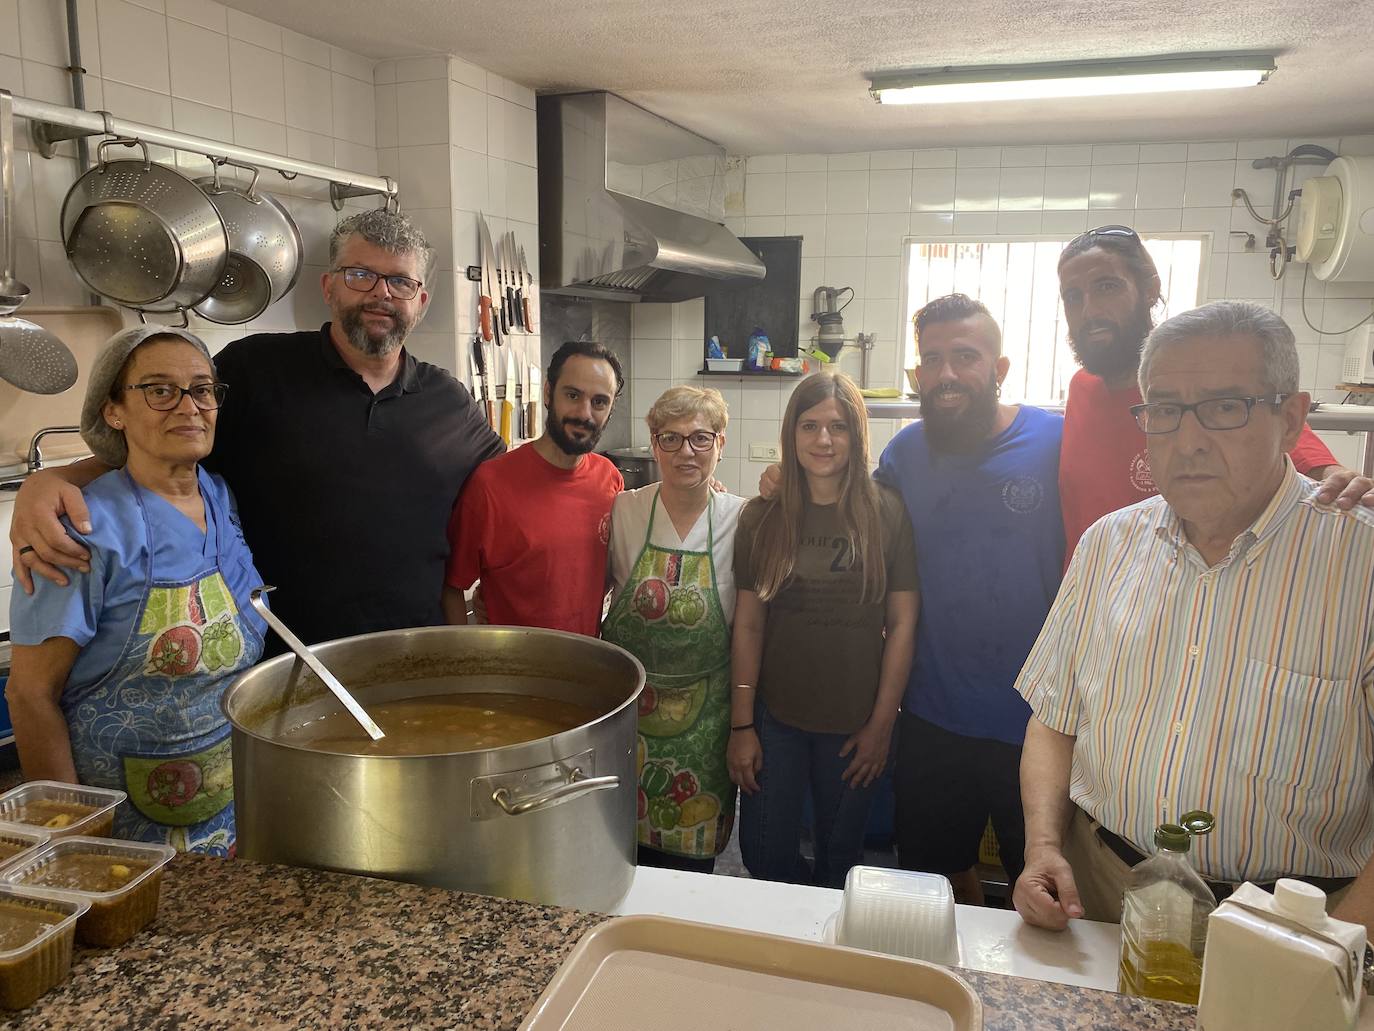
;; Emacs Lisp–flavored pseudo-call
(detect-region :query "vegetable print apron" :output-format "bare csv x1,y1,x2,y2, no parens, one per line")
602,492,736,859
66,470,263,856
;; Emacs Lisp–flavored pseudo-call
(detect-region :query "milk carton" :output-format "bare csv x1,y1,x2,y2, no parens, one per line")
1197,879,1365,1031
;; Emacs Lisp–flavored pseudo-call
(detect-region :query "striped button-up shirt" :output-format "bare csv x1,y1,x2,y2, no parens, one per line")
1017,459,1374,882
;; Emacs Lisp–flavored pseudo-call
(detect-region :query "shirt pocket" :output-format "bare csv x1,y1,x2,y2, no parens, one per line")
1222,657,1358,802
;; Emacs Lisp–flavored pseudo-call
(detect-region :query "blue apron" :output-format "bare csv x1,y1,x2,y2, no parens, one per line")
65,470,263,855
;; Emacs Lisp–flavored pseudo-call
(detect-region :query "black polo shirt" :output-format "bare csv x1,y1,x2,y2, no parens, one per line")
204,324,505,645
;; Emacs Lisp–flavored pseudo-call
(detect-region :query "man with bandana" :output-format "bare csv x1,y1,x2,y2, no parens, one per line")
10,210,505,647
1057,225,1373,562
877,294,1064,903
442,340,625,637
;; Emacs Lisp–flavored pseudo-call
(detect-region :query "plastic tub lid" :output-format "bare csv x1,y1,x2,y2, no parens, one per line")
0,836,175,901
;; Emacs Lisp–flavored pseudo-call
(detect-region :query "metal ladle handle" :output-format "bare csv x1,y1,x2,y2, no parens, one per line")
0,90,19,289
491,768,620,816
249,586,385,741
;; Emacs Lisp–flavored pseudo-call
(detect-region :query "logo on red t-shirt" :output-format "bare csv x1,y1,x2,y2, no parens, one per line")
1128,450,1156,494
598,512,612,545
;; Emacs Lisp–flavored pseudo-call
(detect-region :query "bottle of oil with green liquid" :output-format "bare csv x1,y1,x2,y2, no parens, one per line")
1117,810,1216,1005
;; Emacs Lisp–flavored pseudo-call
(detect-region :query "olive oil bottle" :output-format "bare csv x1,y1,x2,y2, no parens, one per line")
1117,811,1216,1005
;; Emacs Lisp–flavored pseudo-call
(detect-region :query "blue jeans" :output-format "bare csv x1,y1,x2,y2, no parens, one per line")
739,701,878,888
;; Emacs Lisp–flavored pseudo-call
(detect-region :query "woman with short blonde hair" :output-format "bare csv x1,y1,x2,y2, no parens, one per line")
603,384,746,873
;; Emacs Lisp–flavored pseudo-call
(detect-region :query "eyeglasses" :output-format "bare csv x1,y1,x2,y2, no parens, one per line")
1130,395,1289,434
125,382,228,412
654,430,720,453
333,266,423,300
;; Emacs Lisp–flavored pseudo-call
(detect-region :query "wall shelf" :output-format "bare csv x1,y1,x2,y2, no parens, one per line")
696,369,805,379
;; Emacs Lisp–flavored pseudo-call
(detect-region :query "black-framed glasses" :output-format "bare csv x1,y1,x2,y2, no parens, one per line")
1130,395,1289,434
333,266,423,300
124,382,228,412
1068,224,1141,248
654,430,720,453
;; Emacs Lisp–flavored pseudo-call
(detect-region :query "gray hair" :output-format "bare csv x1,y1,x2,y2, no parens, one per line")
328,209,436,280
1139,301,1300,395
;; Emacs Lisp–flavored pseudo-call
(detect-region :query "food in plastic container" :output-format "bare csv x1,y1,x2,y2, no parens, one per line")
0,887,88,1009
0,782,126,839
0,827,49,873
1,837,175,947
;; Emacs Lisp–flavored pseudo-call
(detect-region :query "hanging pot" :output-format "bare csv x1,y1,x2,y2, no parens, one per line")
61,137,228,321
192,161,303,325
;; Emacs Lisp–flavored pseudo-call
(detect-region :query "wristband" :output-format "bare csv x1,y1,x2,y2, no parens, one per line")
731,722,755,732
732,684,755,691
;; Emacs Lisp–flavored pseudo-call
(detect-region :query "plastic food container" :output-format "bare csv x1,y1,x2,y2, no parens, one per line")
0,827,49,874
1,837,175,947
0,886,88,1009
0,782,126,839
705,358,744,372
833,866,959,965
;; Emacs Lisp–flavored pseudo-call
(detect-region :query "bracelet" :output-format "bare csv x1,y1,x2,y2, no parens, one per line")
731,722,755,732
732,684,755,692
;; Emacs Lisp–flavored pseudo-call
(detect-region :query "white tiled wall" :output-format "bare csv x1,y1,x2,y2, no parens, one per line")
2,0,378,354
630,136,1374,492
373,54,538,376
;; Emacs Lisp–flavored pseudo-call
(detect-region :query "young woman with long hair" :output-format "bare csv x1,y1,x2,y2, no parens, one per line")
728,371,919,887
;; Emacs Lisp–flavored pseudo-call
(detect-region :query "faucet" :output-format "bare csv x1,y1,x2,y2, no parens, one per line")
26,426,83,474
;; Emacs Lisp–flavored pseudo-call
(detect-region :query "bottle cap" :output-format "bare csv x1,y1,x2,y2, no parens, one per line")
1274,878,1327,926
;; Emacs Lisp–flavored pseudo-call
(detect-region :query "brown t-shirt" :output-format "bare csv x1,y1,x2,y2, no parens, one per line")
734,484,918,734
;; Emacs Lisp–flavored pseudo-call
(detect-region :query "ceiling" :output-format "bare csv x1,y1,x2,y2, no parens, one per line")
225,0,1374,153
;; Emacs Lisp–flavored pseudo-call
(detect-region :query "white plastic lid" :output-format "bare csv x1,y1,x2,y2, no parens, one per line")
1273,878,1327,926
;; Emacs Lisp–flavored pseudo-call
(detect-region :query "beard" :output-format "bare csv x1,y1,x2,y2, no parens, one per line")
545,407,605,456
921,378,1000,454
1068,301,1154,381
338,301,414,357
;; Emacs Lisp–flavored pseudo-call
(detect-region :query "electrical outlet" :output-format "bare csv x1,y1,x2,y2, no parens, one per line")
749,443,781,462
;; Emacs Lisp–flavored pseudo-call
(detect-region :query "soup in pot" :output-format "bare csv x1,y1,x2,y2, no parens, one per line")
280,692,601,756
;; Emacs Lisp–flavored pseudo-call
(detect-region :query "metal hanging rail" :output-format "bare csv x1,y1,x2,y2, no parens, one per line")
8,93,399,210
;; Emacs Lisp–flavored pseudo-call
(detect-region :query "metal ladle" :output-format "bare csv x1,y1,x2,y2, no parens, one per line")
0,89,78,395
249,586,386,741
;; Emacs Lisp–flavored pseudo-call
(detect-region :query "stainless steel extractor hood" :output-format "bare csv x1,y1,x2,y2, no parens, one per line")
537,92,765,302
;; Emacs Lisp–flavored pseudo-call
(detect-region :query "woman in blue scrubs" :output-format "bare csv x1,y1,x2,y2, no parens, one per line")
7,327,266,855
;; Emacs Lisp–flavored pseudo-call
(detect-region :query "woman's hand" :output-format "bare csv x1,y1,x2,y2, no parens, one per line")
839,716,894,789
727,728,763,794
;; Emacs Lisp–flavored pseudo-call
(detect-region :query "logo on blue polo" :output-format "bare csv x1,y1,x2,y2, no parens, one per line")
1001,476,1045,514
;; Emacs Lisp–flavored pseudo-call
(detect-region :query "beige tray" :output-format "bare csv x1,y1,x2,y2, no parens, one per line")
520,915,982,1031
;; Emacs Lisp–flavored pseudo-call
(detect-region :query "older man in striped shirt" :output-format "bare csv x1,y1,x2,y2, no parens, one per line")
1013,300,1374,934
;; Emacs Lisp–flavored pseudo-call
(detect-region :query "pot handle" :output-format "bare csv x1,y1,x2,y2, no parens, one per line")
491,767,619,816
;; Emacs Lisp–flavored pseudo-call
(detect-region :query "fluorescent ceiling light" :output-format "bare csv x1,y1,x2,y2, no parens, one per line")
870,54,1275,105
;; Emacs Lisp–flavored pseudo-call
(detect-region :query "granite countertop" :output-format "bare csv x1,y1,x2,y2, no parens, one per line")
1,855,1195,1030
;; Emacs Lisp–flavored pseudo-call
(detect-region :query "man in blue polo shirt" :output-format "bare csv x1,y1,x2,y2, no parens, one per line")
877,294,1064,904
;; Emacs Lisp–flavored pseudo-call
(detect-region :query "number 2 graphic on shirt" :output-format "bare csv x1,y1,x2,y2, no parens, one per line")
830,538,852,573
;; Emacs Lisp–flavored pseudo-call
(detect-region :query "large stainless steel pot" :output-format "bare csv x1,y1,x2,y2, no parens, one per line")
223,625,645,912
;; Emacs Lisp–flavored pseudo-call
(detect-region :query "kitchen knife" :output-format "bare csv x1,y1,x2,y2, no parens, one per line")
477,214,499,343
519,245,538,334
472,336,494,429
504,232,523,331
526,363,541,439
500,349,516,445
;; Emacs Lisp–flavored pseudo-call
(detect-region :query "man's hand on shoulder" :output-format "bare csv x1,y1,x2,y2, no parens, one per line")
1312,466,1374,510
10,470,95,592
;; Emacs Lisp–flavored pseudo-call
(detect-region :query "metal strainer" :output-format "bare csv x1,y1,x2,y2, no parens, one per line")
0,89,77,394
193,161,302,325
61,136,228,318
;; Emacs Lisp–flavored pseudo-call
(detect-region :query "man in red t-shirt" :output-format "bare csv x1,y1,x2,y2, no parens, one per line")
442,341,624,637
1057,226,1373,560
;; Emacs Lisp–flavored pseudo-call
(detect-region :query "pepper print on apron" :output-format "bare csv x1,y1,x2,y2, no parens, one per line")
66,471,263,856
602,492,736,859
